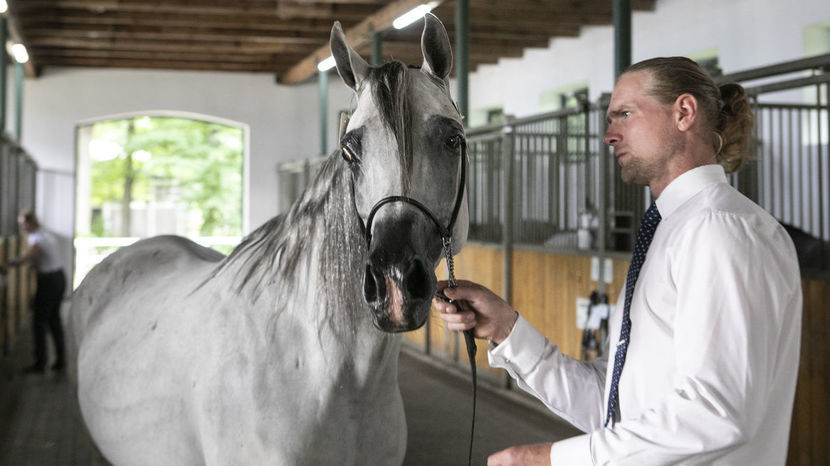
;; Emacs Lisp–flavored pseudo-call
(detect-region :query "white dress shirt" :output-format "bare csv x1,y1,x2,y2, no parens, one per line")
489,164,802,465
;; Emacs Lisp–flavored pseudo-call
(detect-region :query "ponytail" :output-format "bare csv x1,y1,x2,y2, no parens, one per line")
716,83,753,173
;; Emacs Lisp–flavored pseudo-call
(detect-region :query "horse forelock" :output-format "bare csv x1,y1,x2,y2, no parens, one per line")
368,61,412,194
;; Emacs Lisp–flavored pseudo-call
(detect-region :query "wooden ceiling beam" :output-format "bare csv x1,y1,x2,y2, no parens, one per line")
38,56,290,73
34,49,306,65
15,2,378,21
23,28,324,46
280,0,446,85
26,37,305,55
19,14,338,34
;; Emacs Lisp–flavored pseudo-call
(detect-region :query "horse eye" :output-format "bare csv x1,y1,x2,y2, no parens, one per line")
341,146,357,163
446,134,463,151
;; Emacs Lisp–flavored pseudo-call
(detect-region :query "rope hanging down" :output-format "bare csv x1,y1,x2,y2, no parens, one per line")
440,235,477,466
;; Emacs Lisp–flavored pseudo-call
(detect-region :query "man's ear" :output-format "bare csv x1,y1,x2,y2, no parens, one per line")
674,93,698,132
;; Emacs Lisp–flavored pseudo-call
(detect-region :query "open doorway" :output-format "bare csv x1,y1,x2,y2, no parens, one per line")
74,113,247,288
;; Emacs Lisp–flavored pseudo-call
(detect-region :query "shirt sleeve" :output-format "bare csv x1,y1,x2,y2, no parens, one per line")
584,211,801,465
488,315,608,434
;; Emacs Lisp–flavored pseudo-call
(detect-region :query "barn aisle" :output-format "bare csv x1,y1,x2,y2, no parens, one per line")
0,319,579,465
399,348,580,465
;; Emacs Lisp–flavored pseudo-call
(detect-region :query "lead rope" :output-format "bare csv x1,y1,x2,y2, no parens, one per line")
442,236,477,466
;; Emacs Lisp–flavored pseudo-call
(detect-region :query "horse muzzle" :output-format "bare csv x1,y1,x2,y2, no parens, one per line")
363,253,434,333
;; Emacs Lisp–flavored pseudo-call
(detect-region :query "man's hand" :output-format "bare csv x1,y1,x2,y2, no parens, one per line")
432,280,519,345
488,443,552,465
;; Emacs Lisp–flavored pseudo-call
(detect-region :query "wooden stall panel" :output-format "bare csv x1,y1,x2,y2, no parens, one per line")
511,252,589,359
5,237,19,347
787,278,830,466
0,238,6,352
15,237,28,333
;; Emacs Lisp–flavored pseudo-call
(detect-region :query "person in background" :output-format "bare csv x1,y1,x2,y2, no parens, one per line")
1,209,67,373
434,57,802,465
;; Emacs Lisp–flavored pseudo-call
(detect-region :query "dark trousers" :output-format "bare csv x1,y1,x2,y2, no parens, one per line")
32,270,66,368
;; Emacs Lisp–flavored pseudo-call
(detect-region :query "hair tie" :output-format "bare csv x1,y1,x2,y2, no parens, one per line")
714,132,724,155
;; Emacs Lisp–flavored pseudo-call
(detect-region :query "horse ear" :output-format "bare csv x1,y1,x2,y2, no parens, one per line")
420,13,453,81
330,21,369,92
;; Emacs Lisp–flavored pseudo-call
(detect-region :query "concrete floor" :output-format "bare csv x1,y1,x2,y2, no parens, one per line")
0,326,580,465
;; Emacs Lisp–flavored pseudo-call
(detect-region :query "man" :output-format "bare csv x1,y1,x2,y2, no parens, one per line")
434,57,802,465
1,210,67,373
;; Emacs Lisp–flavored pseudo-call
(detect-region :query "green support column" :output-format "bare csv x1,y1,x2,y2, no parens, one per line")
14,60,22,142
455,0,469,123
319,69,328,156
369,24,382,66
0,17,7,133
613,0,632,79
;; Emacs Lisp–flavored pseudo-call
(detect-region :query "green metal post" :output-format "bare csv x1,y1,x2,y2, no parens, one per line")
613,0,632,79
14,60,22,142
455,0,469,123
0,17,7,133
369,24,382,66
319,69,327,156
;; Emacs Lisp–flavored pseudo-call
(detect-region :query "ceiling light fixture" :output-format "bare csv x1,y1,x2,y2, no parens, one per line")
317,55,336,72
393,2,439,30
11,43,29,63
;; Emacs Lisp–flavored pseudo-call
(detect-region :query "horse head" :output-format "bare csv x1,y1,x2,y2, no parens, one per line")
330,14,468,333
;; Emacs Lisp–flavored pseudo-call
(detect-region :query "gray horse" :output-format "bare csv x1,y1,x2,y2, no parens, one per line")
68,13,467,466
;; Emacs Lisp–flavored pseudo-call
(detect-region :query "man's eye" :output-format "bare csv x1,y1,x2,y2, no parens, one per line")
623,111,631,118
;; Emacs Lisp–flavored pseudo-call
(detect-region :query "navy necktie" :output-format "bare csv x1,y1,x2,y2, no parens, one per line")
605,202,661,427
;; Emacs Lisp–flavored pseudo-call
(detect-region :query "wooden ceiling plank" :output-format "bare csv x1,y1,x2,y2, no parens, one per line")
16,2,378,21
33,48,306,64
25,37,308,55
42,56,289,73
23,27,325,46
19,10,358,34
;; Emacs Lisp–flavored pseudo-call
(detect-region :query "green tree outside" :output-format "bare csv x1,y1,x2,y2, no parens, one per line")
87,116,244,243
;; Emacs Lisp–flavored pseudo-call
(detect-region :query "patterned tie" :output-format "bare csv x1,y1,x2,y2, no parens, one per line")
605,202,661,427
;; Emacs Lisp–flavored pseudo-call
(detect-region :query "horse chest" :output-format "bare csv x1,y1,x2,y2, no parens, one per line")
193,333,406,465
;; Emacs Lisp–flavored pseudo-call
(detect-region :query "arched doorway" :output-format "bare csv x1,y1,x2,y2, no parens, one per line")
74,112,248,287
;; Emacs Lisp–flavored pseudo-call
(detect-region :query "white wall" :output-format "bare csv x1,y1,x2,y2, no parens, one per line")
461,0,830,119
17,67,354,239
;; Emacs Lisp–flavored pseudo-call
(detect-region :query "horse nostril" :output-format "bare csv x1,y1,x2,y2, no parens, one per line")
363,263,384,304
403,259,431,301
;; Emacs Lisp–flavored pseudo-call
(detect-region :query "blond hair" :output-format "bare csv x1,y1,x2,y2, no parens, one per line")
624,57,754,173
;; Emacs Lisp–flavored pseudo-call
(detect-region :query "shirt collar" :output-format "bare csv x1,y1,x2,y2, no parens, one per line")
655,164,727,218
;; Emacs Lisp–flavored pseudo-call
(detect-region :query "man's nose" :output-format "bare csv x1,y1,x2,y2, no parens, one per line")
604,127,619,146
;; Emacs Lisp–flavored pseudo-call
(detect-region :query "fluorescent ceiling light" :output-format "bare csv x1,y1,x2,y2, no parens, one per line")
317,55,336,72
11,43,28,64
0,1,7,14
393,2,439,30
